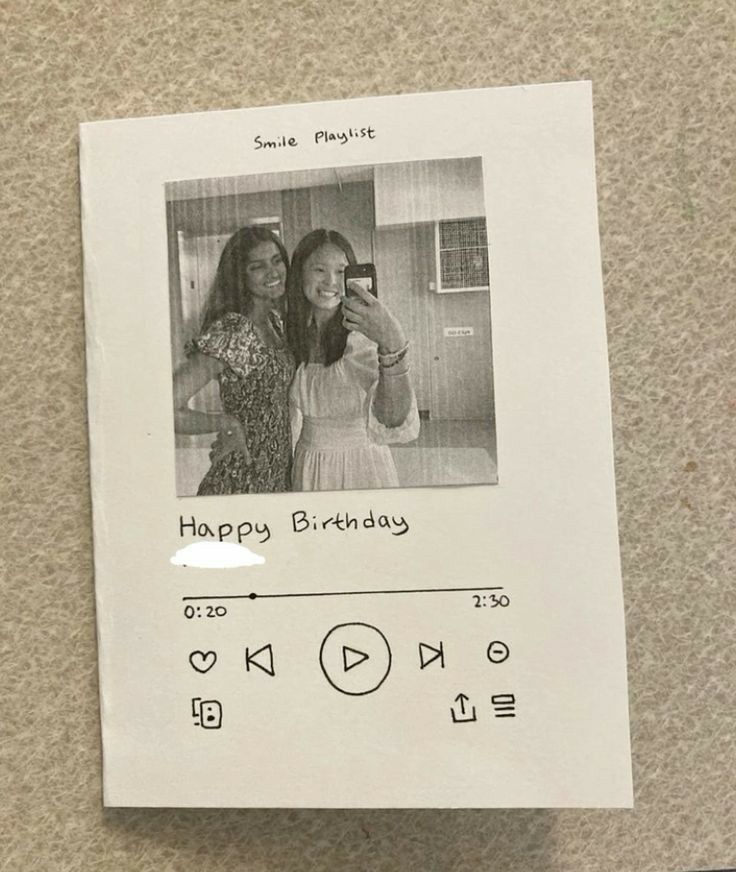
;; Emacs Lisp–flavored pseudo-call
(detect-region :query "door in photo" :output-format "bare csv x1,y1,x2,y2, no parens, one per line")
428,218,494,420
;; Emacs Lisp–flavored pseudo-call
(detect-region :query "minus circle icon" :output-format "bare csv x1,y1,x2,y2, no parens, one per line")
487,641,510,664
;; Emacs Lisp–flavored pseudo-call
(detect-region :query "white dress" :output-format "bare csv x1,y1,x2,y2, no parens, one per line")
290,331,420,491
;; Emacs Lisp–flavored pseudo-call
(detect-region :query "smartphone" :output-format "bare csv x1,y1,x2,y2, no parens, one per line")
344,263,378,299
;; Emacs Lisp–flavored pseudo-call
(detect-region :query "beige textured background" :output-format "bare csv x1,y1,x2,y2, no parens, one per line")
1,0,734,869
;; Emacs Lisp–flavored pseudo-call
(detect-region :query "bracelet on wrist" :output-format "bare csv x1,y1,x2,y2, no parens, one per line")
380,352,409,370
378,343,409,368
379,364,410,378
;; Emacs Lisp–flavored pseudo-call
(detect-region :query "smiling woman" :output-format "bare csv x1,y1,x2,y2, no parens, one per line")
172,226,295,495
286,228,420,492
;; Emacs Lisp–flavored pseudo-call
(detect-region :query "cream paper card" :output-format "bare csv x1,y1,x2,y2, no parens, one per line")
80,81,632,807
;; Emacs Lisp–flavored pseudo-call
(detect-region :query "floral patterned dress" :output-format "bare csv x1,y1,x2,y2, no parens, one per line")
194,312,295,495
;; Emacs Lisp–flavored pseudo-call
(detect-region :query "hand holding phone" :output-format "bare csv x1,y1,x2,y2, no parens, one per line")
344,263,378,299
342,264,405,352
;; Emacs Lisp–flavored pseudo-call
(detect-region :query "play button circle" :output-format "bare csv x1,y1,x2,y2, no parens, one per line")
319,623,392,695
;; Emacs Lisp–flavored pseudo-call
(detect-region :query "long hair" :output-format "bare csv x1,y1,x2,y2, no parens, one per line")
286,229,357,366
200,226,289,334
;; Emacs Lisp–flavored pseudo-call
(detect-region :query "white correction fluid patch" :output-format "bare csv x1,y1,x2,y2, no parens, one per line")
170,540,266,568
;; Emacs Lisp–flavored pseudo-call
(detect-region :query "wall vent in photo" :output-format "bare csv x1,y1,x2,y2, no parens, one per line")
436,217,490,293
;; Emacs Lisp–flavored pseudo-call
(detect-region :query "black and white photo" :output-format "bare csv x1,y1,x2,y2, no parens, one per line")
167,157,498,496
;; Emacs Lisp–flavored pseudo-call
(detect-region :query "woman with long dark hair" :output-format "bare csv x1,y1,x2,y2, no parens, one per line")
173,226,295,494
286,229,419,491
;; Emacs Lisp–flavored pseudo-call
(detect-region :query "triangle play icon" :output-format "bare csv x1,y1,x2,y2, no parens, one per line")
342,645,370,672
419,641,445,669
245,643,275,676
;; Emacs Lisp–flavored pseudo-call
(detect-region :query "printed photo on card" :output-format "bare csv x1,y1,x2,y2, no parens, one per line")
80,82,632,808
168,157,497,498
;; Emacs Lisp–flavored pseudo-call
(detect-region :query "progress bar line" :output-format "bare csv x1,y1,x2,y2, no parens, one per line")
182,585,503,602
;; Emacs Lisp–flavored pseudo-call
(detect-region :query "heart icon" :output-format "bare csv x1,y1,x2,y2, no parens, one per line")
189,650,217,674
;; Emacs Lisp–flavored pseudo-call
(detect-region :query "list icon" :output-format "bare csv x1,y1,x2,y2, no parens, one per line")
491,693,516,718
